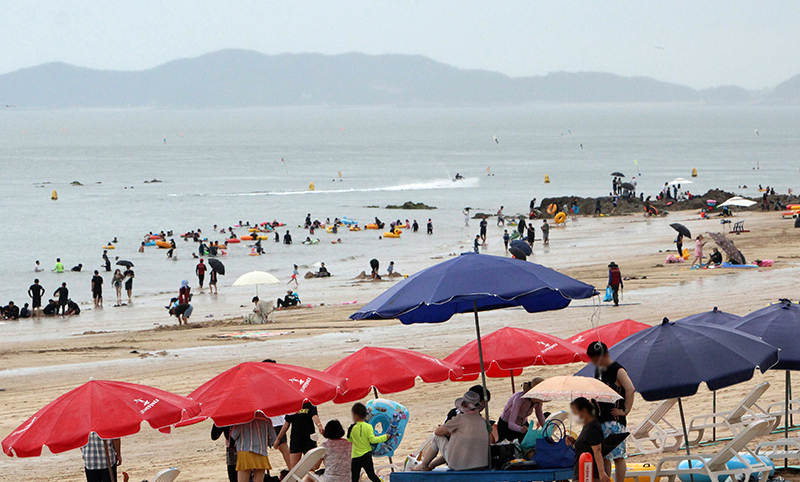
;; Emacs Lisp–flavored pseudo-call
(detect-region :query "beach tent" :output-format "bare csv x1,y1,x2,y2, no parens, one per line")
351,252,595,420
576,317,778,459
444,327,588,392
324,347,462,403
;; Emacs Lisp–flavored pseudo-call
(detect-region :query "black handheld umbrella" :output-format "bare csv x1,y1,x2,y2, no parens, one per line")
116,260,134,268
611,172,625,177
620,182,635,191
510,239,532,256
707,232,745,264
208,258,225,275
670,223,692,239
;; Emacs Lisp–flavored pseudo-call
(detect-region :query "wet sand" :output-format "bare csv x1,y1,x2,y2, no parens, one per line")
1,209,799,481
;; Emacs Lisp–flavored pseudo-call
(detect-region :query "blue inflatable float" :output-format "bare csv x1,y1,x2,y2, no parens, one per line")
366,398,409,458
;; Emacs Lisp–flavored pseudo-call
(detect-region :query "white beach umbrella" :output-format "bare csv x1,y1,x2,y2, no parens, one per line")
719,197,757,208
233,270,280,296
523,375,622,403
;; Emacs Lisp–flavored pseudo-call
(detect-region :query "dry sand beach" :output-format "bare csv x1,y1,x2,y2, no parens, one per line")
2,209,799,481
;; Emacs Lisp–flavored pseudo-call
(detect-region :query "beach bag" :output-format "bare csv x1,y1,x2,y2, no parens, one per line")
491,440,521,469
603,287,614,302
520,426,545,453
533,420,575,469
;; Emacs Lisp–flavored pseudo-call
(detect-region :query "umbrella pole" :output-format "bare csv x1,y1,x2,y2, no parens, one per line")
473,301,492,470
712,391,716,442
510,371,515,393
677,398,694,482
786,370,790,470
103,439,115,482
373,387,379,399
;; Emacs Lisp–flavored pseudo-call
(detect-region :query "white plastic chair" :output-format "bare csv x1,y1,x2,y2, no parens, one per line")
629,420,771,482
686,382,775,445
629,399,684,454
152,468,180,482
282,447,326,482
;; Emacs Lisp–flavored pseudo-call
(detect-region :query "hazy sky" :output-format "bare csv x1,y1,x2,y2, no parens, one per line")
2,1,798,89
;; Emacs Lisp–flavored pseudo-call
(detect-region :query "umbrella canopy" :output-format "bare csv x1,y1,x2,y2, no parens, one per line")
233,271,279,286
523,376,622,403
208,258,225,275
675,306,741,326
567,319,651,350
445,327,588,380
2,380,201,457
576,318,779,401
350,253,596,324
324,347,463,403
707,232,745,265
115,260,134,268
728,300,800,370
719,197,757,208
620,182,635,191
187,362,347,426
668,178,693,186
670,223,691,239
611,172,625,177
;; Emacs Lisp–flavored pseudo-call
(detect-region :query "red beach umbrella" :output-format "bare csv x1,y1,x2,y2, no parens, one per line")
445,327,588,391
567,319,651,350
324,347,463,403
187,362,347,426
2,380,201,458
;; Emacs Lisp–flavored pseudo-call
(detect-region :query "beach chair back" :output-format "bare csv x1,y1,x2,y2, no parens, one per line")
283,447,326,482
706,420,769,472
728,382,770,423
545,410,568,425
152,468,180,482
632,399,677,438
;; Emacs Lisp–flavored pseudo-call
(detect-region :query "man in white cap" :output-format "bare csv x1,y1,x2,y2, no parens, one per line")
414,391,492,472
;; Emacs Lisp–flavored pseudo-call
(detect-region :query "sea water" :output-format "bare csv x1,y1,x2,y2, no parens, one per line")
0,105,798,312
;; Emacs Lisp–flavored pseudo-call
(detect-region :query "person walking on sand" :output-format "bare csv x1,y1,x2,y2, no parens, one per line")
28,279,44,316
112,269,124,306
348,402,388,482
288,264,299,287
607,262,622,307
503,230,510,252
675,234,684,259
541,219,549,246
588,341,635,482
518,217,526,238
496,206,505,226
196,258,207,289
209,268,218,294
474,235,480,254
479,217,488,245
91,270,104,308
527,222,535,249
691,235,707,267
54,282,69,315
123,268,134,304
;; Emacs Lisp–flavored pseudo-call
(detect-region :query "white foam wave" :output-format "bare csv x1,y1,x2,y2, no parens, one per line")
200,177,479,197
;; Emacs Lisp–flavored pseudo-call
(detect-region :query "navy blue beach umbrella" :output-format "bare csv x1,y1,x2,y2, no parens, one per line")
351,252,596,418
577,317,778,459
675,306,741,325
727,299,800,448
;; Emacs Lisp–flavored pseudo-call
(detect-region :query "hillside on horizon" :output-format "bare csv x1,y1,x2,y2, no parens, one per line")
0,49,795,108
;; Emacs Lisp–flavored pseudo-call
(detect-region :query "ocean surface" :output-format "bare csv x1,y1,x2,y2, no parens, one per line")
0,105,798,311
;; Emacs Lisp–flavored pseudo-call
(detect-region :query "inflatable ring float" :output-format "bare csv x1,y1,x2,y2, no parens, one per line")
547,204,557,215
366,399,409,458
554,212,567,224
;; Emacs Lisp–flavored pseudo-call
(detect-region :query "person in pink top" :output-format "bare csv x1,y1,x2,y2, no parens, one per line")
497,378,546,442
691,235,707,268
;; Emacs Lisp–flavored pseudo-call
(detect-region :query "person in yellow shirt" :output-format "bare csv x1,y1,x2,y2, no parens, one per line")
347,403,387,482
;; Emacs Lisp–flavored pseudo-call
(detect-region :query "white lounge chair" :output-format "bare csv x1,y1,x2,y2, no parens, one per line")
152,468,180,482
629,399,684,454
282,447,326,482
545,410,568,425
765,398,800,428
756,438,800,462
686,382,776,445
630,420,772,482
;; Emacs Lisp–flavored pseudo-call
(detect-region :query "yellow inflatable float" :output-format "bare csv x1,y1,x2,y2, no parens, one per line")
103,245,115,249
155,240,172,249
349,226,361,231
554,212,567,224
384,229,402,238
365,224,380,230
547,204,557,215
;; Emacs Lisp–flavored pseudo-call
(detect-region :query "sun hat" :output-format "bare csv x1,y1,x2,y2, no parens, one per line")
455,391,482,412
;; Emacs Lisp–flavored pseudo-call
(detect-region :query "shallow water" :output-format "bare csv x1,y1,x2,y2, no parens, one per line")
0,105,798,341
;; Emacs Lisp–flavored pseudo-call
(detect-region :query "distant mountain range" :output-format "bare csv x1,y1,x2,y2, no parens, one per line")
0,49,797,108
